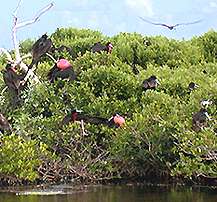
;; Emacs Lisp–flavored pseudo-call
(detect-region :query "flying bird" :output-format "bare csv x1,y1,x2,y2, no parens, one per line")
139,17,202,30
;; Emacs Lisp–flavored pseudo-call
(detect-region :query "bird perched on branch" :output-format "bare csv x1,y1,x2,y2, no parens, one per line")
142,75,160,91
2,64,27,105
192,108,211,132
62,110,125,128
139,17,202,30
29,34,52,68
91,42,113,54
47,58,76,83
0,113,12,134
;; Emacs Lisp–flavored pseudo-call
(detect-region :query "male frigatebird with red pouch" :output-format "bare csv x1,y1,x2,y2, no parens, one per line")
62,110,125,128
47,58,76,83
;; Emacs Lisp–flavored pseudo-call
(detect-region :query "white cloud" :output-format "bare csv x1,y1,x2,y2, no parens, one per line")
202,1,217,13
125,0,154,17
209,1,217,8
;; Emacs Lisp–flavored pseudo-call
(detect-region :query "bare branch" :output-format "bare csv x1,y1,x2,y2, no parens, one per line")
15,3,54,29
13,0,22,17
12,53,32,67
21,61,40,84
80,120,87,136
12,0,22,27
12,0,23,62
12,28,21,63
46,53,57,63
9,1,54,85
1,87,8,94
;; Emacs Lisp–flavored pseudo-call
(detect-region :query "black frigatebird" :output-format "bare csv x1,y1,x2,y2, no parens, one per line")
139,17,202,30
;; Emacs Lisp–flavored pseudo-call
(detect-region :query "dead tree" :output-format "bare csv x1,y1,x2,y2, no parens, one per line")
0,0,54,85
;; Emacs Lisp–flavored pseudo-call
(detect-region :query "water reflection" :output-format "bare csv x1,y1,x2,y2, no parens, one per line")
1,184,217,202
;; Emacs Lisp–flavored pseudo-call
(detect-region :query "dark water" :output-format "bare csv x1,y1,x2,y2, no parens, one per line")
1,184,217,202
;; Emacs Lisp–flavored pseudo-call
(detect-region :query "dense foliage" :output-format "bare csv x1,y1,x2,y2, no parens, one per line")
0,28,216,185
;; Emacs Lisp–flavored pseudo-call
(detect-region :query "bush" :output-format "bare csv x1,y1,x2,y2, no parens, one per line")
0,27,217,184
0,134,48,181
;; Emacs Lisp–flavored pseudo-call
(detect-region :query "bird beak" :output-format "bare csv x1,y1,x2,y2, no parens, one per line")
75,109,83,113
108,44,113,48
204,112,211,120
195,84,199,88
108,116,113,122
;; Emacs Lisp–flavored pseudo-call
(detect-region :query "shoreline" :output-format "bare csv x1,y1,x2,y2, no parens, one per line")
1,174,217,188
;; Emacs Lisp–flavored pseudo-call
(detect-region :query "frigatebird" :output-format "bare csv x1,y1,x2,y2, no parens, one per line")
0,113,12,134
47,58,76,83
188,82,199,91
91,42,113,54
139,17,202,30
29,34,52,68
192,108,211,132
142,75,160,91
62,110,125,128
2,63,27,104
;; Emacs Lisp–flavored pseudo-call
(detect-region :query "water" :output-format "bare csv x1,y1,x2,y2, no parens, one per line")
1,184,217,202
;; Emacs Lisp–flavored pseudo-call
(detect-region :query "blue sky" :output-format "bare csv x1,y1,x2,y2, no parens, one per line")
1,0,217,49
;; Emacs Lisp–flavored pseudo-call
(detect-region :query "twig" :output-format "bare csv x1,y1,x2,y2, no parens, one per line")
80,120,86,136
10,1,54,84
1,87,8,94
12,2,54,65
15,3,54,29
46,53,57,63
14,53,32,66
13,0,22,18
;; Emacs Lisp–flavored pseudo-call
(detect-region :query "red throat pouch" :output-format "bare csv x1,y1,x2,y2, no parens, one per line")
57,59,71,70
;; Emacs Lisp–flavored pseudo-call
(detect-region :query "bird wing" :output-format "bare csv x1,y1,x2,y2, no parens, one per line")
139,17,166,26
78,114,108,125
91,42,106,53
47,65,59,81
174,19,202,27
51,68,76,81
32,38,52,58
143,79,150,89
140,17,202,29
3,70,20,90
61,114,72,125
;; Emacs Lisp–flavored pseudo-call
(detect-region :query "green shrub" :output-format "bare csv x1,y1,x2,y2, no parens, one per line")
0,134,48,181
0,27,217,183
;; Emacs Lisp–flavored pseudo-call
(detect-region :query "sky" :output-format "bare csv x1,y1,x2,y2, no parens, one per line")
1,0,217,49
